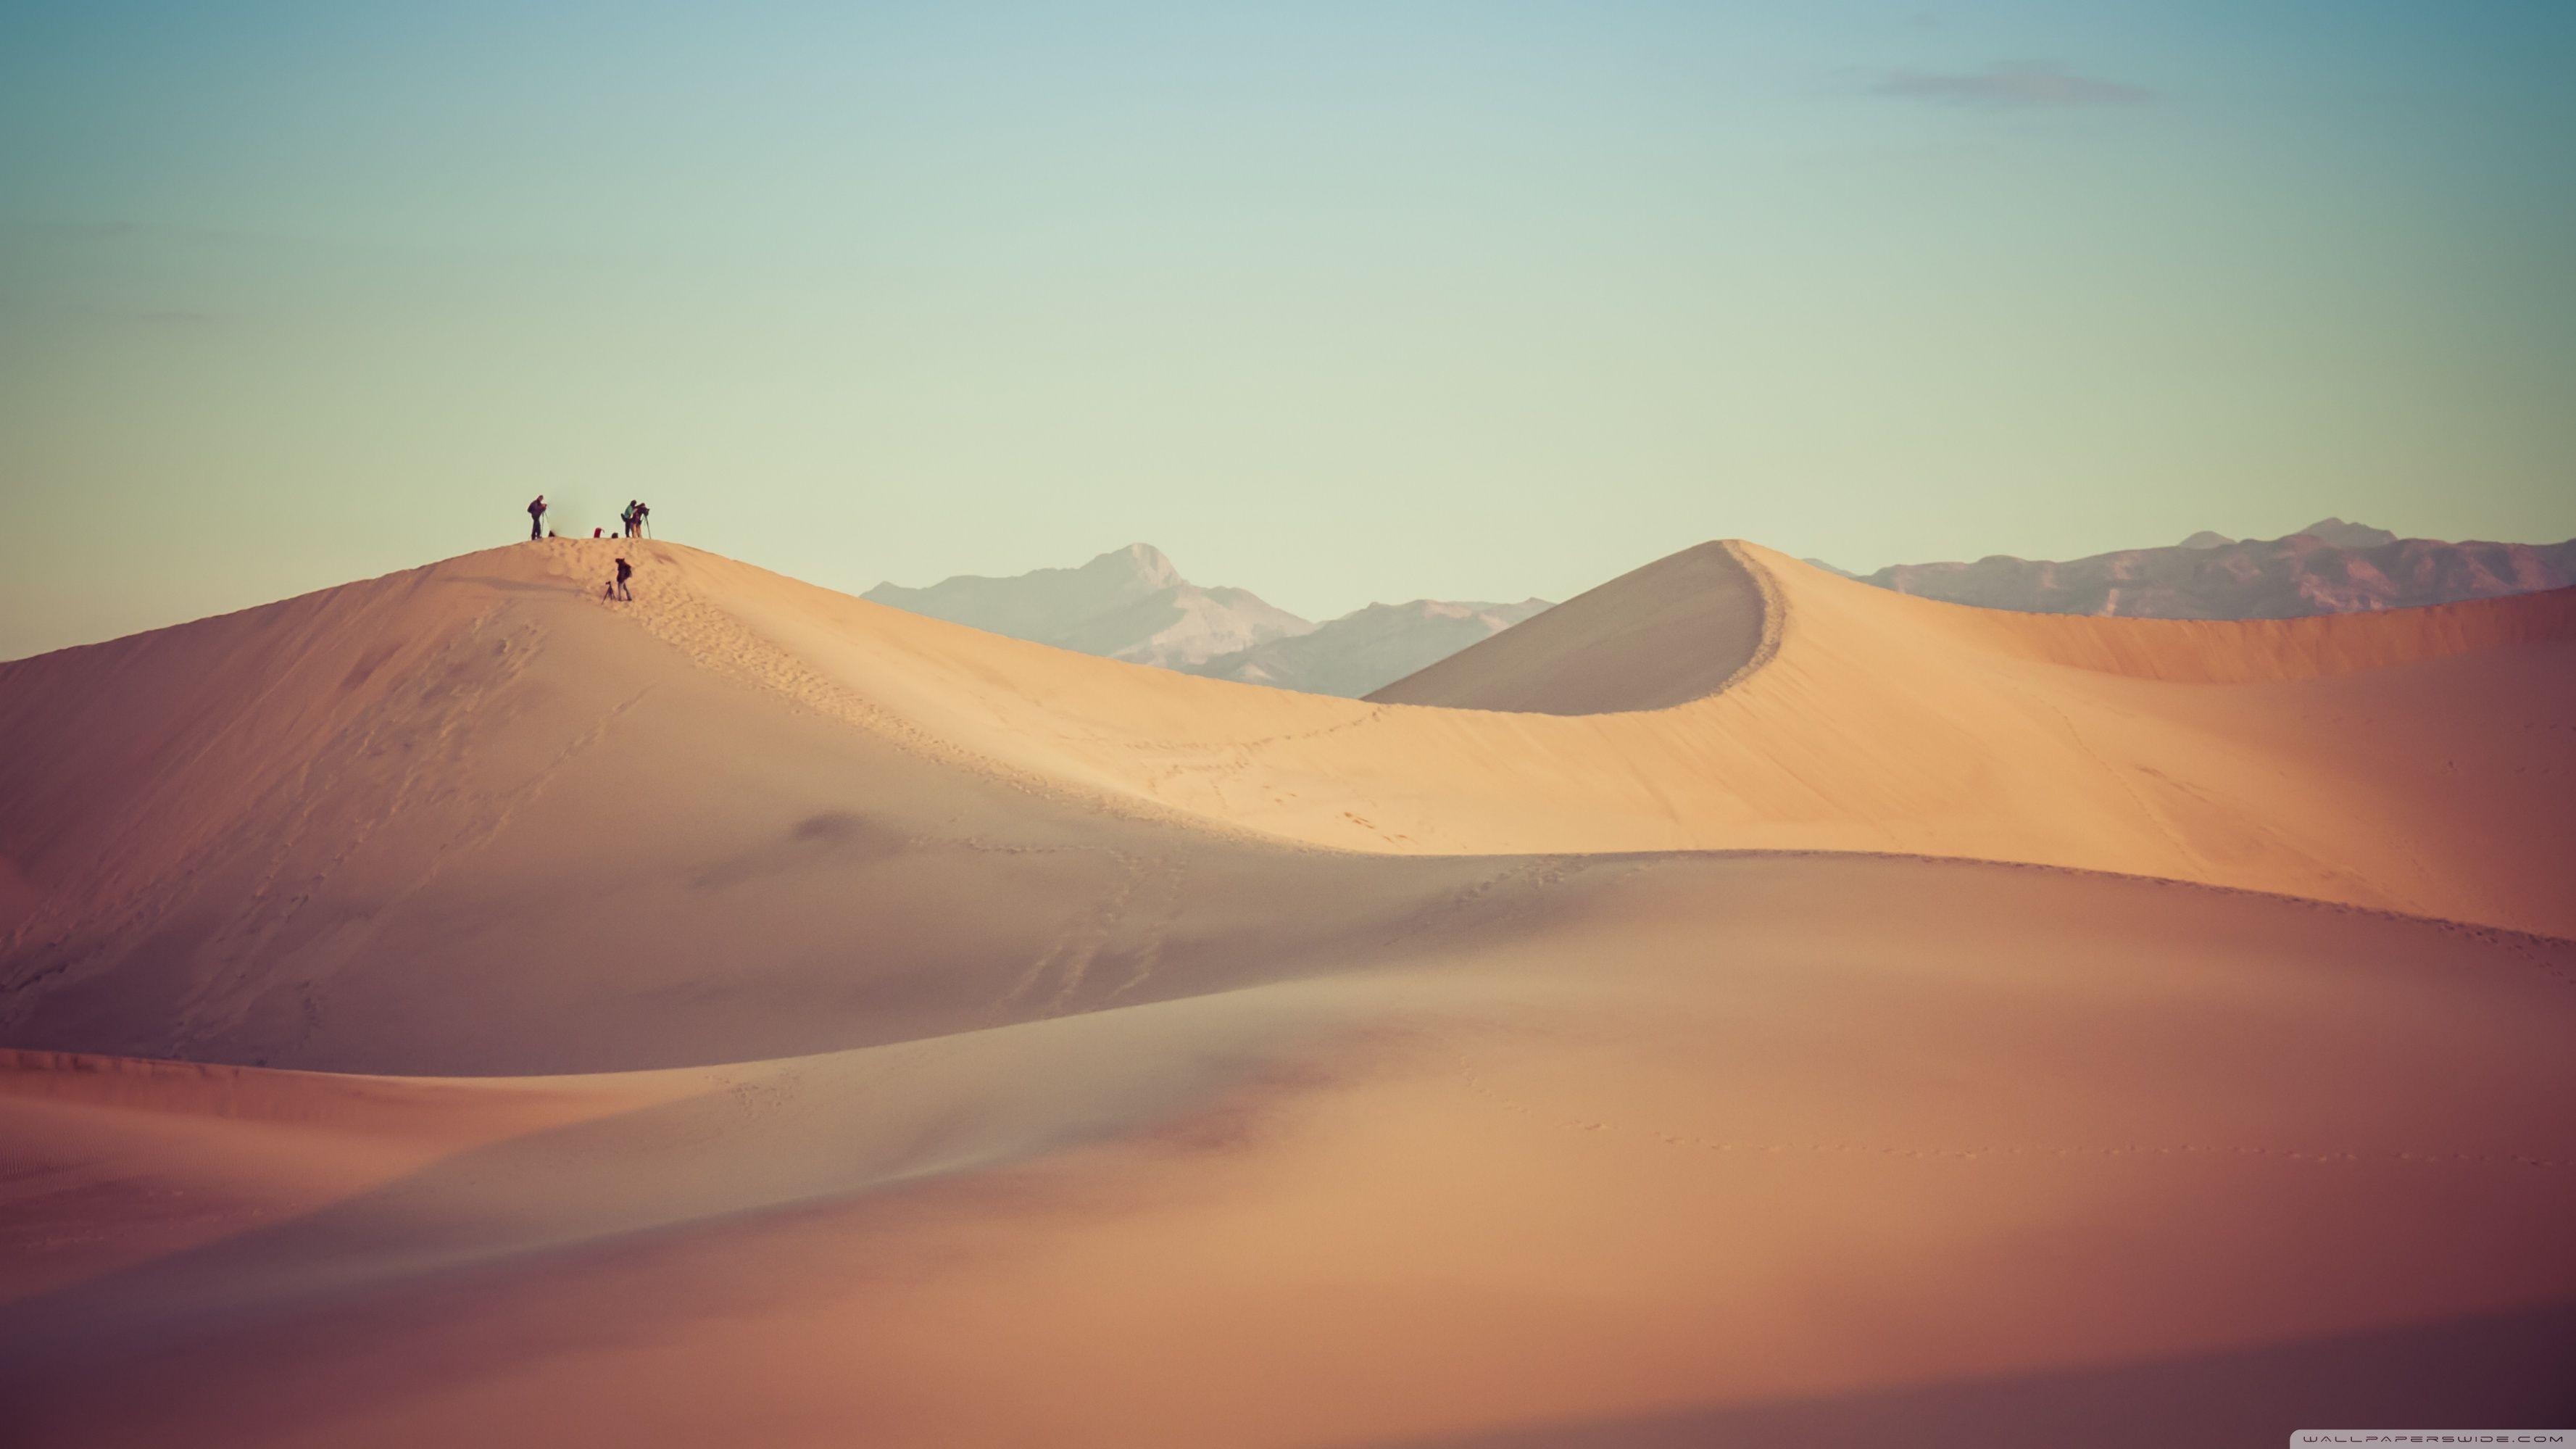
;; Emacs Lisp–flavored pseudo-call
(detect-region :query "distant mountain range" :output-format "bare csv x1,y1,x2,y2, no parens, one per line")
1185,597,1552,697
864,544,1550,697
867,522,2574,697
1858,519,2576,619
863,543,1312,670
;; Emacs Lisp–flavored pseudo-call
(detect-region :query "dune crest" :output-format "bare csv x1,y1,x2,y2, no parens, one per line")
1366,540,1782,713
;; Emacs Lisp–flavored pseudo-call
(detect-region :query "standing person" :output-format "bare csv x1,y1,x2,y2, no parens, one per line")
634,500,651,538
621,500,639,538
528,494,547,540
610,556,633,601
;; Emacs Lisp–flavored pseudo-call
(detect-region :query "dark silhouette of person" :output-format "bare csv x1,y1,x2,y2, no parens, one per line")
633,500,651,538
528,494,547,540
609,556,633,601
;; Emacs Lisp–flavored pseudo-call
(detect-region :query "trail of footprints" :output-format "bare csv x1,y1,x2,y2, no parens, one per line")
976,844,1185,1014
1376,855,1631,952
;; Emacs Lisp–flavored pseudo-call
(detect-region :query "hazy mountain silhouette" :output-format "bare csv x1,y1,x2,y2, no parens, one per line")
868,545,1551,691
864,543,1313,668
1186,597,1552,698
1863,519,2575,619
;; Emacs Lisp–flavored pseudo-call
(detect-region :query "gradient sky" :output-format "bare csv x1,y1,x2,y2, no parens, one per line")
4,1,2573,657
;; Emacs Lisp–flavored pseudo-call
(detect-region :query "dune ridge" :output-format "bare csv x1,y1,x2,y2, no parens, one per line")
4,534,2572,1446
1366,540,1784,713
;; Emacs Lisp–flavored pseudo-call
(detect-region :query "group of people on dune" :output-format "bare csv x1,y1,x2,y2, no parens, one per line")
521,495,642,602
522,495,652,541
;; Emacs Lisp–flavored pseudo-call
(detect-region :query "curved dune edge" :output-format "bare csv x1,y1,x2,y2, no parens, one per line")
1705,539,1789,697
1364,539,1787,715
0,1047,662,1123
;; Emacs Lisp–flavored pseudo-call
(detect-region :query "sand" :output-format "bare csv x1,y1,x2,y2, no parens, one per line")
1,536,2569,1445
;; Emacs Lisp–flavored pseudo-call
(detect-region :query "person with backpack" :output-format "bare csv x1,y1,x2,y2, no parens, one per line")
528,494,548,540
607,556,633,602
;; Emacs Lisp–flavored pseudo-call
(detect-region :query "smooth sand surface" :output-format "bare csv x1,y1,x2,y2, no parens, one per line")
2,536,2570,1445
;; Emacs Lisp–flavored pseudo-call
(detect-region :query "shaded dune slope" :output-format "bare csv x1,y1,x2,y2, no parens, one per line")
5,852,2573,1448
1365,541,1779,713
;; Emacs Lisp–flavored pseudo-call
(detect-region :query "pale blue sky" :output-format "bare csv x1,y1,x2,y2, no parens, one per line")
4,2,2572,656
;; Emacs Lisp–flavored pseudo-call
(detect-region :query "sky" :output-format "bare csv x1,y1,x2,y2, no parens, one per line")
4,1,2573,656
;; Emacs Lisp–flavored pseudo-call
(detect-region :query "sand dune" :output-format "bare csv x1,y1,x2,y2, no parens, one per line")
2,535,2570,1445
1366,542,1776,713
655,536,2576,931
481,537,2575,929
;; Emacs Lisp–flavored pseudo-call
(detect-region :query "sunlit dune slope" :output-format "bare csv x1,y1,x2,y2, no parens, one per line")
628,537,2576,931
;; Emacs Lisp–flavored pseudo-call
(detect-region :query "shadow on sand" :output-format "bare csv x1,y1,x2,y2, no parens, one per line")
1374,1298,2576,1449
